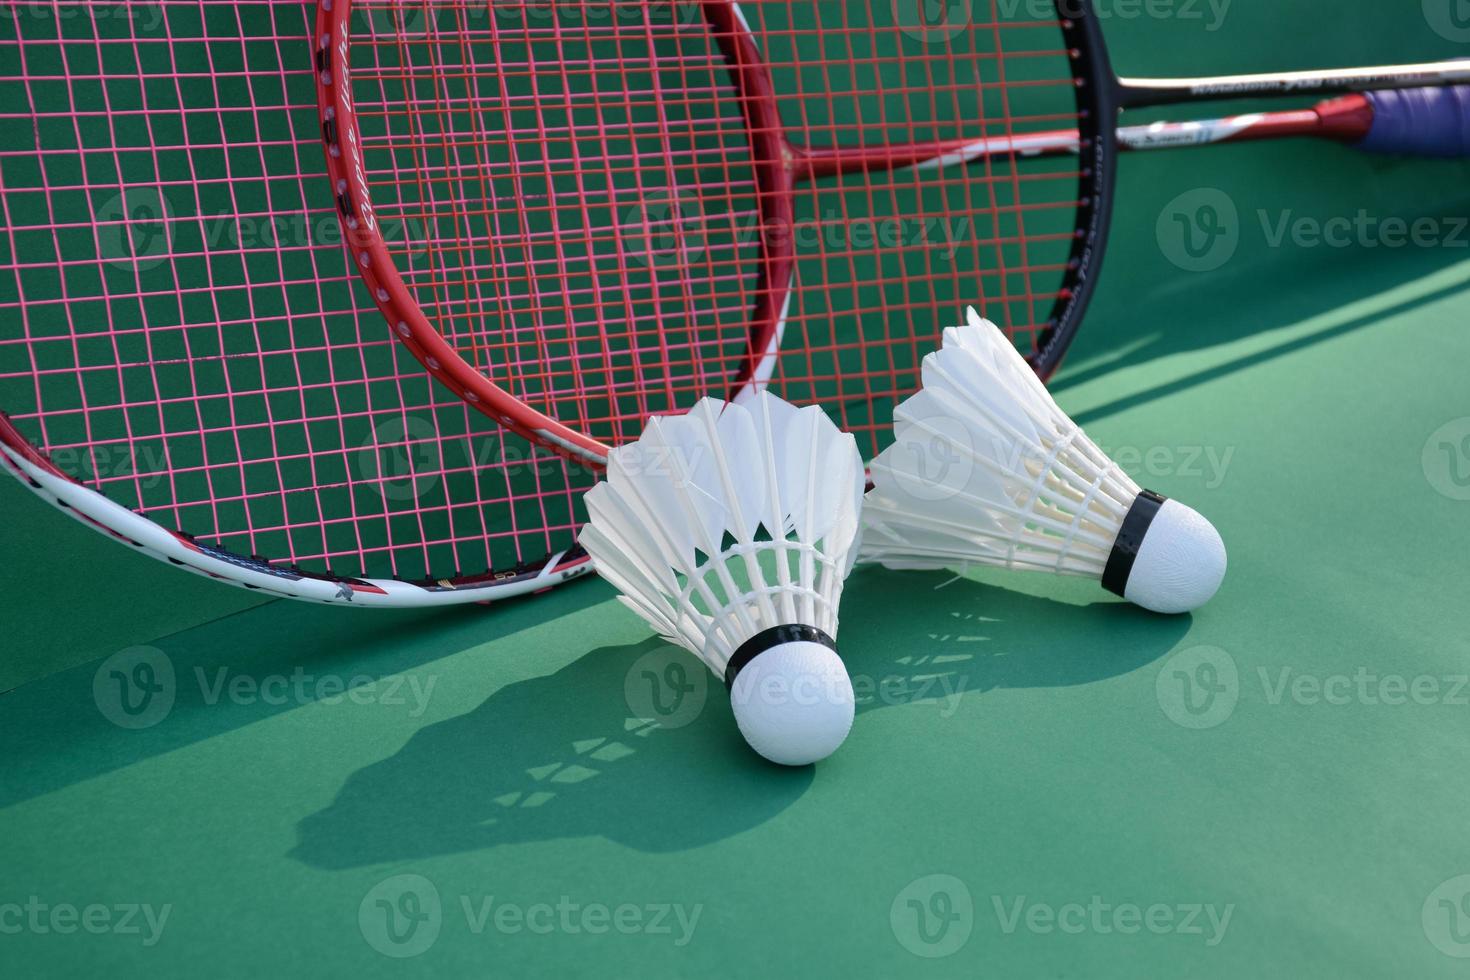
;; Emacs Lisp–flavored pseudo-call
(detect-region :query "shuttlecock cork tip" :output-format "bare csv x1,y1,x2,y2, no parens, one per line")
725,626,855,766
1103,492,1226,615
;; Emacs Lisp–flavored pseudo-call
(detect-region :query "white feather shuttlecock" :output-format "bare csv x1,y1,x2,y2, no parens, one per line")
580,393,864,765
862,309,1226,614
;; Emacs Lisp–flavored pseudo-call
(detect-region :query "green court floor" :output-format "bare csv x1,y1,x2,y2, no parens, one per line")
5,3,1470,977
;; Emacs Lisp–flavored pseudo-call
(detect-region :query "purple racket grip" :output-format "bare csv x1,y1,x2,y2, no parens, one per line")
1358,86,1470,158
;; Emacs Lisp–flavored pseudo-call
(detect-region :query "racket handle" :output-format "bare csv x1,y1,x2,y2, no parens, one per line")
1356,86,1470,158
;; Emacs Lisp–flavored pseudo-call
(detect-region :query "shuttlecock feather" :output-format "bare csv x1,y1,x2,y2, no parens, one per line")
581,393,864,764
862,309,1226,614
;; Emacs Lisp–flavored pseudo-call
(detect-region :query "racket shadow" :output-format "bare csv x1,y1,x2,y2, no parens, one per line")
288,570,1188,869
1053,177,1470,396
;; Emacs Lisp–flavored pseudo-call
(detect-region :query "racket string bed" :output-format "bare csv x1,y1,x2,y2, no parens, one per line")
319,0,1090,463
0,0,597,604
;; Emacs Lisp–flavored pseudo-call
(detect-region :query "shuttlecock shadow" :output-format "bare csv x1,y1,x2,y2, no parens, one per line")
291,570,1188,869
290,634,813,869
836,567,1191,716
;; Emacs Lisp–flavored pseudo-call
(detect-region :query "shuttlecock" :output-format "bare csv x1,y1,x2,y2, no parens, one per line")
580,393,864,765
861,309,1225,614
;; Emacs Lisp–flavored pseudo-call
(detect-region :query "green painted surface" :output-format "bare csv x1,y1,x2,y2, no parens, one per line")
4,2,1470,977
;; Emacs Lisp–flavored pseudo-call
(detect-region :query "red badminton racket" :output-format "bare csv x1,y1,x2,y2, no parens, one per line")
316,0,1469,469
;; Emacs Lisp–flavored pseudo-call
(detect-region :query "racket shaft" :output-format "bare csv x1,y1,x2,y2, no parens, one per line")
795,85,1469,179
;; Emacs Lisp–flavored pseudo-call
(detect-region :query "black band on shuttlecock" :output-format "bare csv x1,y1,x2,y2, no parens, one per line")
724,624,837,691
1102,489,1168,598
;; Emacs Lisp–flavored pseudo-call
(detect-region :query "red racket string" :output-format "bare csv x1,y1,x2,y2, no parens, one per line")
324,0,1088,459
